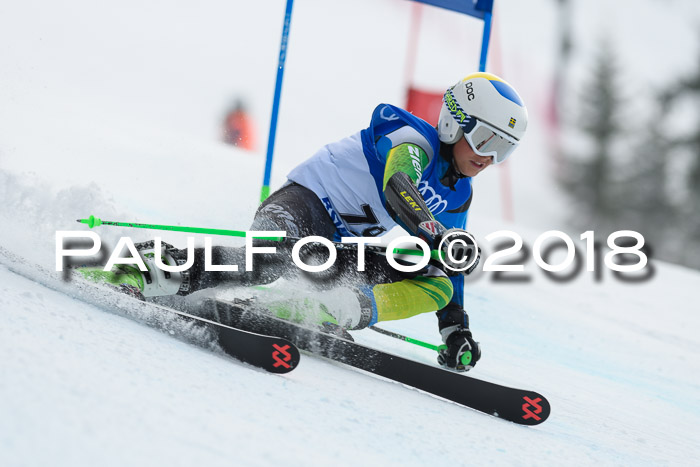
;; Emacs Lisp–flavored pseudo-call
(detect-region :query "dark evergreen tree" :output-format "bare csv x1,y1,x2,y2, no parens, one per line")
616,98,676,261
659,42,700,266
558,40,624,230
559,37,700,269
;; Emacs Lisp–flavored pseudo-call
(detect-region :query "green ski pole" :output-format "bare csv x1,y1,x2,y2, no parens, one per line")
369,325,473,366
77,215,441,259
76,215,284,240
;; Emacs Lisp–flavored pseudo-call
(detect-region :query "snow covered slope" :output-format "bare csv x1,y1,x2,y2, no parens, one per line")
1,0,699,465
2,242,699,466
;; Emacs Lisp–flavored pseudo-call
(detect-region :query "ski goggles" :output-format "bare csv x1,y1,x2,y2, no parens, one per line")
444,88,519,164
463,119,519,165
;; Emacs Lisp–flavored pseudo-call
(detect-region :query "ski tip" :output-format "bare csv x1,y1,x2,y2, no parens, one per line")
514,392,551,426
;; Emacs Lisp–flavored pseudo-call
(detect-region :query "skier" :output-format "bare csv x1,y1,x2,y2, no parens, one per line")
83,72,527,372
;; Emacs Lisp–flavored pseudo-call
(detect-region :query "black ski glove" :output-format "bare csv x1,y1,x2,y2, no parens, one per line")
437,328,481,372
417,223,480,276
437,228,480,276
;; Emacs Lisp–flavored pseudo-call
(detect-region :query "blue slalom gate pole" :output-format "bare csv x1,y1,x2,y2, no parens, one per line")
478,10,492,72
260,0,294,202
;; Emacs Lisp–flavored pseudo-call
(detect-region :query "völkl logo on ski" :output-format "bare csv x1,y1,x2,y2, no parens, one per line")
522,396,543,421
272,344,293,369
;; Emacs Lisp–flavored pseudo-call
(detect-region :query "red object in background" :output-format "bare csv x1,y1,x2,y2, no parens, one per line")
405,87,443,126
223,102,257,151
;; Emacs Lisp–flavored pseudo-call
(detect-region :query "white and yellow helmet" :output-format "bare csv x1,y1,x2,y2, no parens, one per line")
437,72,528,164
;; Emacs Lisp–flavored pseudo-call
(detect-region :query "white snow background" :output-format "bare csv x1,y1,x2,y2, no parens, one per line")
1,0,699,466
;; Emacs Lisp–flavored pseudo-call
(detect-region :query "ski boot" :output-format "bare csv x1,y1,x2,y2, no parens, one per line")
250,286,375,340
77,241,190,299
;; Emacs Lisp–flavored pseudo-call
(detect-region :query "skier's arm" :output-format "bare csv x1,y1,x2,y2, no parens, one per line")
431,211,480,372
436,210,470,306
381,142,440,239
384,171,434,236
380,142,481,372
436,302,481,371
382,146,478,274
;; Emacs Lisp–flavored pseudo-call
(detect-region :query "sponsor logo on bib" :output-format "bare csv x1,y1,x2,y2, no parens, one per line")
418,181,448,214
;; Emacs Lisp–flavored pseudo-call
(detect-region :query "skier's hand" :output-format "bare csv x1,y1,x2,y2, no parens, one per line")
417,220,447,246
437,328,481,372
436,228,480,276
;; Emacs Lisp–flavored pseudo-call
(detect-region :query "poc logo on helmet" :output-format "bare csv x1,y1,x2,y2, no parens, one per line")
465,81,475,101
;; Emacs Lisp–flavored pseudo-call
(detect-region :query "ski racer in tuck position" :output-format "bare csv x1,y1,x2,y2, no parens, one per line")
86,72,528,372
